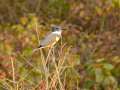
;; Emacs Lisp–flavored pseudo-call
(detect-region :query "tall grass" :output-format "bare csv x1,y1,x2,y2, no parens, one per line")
0,45,72,90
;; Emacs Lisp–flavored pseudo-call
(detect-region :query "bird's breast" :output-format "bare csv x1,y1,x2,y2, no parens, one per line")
56,37,60,41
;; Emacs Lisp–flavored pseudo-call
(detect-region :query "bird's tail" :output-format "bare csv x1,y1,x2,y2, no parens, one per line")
32,45,44,53
37,45,42,48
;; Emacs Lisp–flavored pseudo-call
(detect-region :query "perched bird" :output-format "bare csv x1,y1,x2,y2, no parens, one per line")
38,25,62,48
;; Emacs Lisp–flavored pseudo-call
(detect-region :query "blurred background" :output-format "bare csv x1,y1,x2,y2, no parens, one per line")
0,0,120,90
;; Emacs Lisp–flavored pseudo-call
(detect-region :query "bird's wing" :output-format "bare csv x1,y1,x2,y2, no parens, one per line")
40,33,60,47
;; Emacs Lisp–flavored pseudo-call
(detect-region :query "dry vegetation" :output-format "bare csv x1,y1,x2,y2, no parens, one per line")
0,0,120,90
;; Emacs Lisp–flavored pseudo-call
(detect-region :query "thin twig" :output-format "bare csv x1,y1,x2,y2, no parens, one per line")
10,57,16,84
35,20,40,45
52,47,64,90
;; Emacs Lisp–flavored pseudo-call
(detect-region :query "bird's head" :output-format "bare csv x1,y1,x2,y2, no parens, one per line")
51,25,62,32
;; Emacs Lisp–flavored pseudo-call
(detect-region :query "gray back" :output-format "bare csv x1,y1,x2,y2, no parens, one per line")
40,33,61,46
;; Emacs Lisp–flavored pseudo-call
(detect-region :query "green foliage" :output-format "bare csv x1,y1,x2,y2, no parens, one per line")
22,47,33,56
112,0,120,8
48,0,70,19
83,80,95,89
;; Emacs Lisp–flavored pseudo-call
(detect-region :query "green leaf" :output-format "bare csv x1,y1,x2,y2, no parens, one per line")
22,47,33,57
103,63,114,71
83,80,95,89
86,64,95,76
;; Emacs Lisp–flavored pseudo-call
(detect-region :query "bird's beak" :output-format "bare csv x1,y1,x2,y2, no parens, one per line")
61,27,68,31
62,27,66,30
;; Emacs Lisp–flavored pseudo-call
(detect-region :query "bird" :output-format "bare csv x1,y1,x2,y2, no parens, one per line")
37,25,62,49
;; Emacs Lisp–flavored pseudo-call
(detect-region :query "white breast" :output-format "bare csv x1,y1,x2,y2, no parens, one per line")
52,30,62,35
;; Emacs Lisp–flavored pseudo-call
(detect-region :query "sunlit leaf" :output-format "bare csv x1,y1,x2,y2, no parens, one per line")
20,17,28,25
103,63,114,71
95,6,103,16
